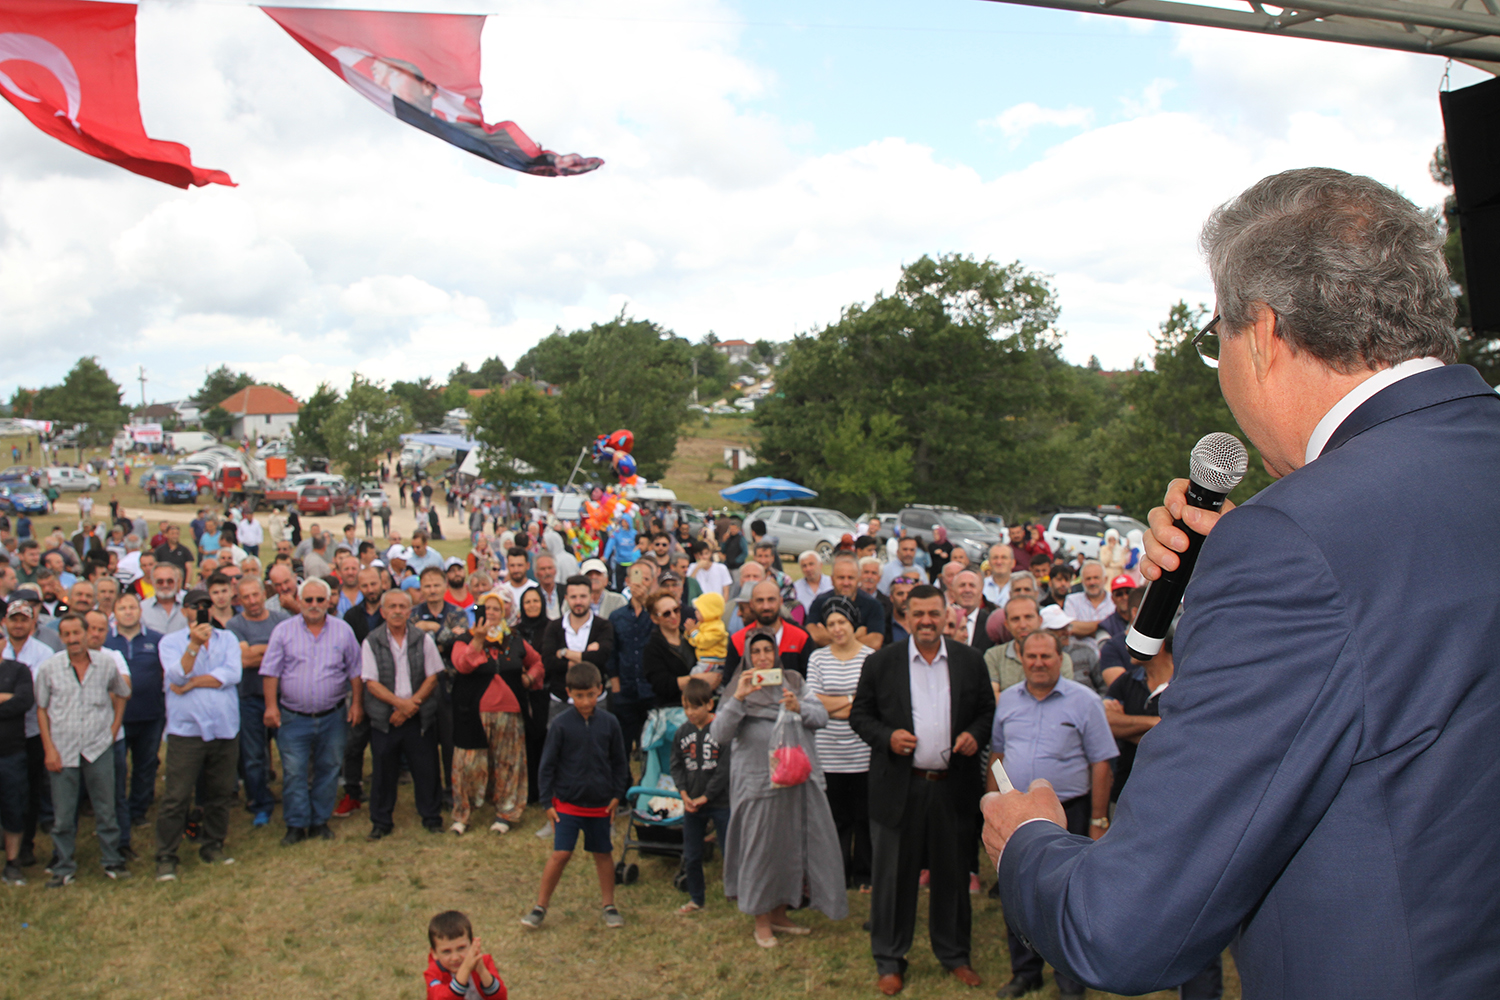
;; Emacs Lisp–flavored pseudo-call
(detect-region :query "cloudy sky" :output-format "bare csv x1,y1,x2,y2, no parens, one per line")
0,0,1485,404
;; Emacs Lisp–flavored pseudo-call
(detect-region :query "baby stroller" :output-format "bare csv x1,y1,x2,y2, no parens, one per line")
616,708,710,886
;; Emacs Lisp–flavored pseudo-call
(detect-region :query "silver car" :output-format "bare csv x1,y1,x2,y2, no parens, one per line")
754,506,858,559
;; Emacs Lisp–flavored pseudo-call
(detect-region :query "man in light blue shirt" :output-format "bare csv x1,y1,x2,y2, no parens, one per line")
988,631,1116,999
153,588,242,881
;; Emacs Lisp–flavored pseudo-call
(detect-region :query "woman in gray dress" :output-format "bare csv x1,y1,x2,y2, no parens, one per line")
712,630,849,948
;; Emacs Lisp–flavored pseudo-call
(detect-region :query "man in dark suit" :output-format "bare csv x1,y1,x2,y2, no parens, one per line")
984,168,1500,998
851,584,995,996
539,576,614,726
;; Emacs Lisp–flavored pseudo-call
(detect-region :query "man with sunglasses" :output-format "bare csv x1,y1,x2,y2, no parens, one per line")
259,578,363,846
986,169,1500,997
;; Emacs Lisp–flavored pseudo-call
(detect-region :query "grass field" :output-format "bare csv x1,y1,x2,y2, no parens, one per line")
0,431,1241,1000
0,760,1241,1000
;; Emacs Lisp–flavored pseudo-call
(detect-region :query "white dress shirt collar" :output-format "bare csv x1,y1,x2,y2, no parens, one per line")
1304,357,1445,465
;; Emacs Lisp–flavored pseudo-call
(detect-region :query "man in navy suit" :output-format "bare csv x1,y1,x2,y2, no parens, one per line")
984,167,1500,998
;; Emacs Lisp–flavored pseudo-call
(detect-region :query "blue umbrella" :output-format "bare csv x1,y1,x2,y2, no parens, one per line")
719,477,818,504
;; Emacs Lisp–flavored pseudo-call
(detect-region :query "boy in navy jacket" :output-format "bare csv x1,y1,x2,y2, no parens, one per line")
522,662,629,930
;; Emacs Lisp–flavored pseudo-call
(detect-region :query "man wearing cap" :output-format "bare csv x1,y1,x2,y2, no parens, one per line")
5,599,54,869
141,563,187,635
1042,604,1105,695
260,578,364,846
34,613,133,885
581,558,626,620
154,588,242,880
807,554,885,652
987,630,1116,999
1095,574,1138,646
983,596,1074,699
385,547,418,592
442,558,474,612
1097,585,1144,690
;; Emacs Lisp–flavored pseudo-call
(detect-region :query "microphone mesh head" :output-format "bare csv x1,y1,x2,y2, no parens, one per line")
1190,433,1249,493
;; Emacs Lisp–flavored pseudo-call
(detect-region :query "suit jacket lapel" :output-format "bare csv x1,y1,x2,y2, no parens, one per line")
1325,364,1497,455
894,639,914,729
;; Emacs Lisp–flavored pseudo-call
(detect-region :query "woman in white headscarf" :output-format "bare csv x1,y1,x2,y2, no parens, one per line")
1099,528,1128,580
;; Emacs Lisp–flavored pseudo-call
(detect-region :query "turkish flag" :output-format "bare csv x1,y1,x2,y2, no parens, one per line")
0,0,231,188
263,6,601,178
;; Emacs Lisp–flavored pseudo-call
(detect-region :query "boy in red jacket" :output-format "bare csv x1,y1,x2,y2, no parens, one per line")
425,910,505,1000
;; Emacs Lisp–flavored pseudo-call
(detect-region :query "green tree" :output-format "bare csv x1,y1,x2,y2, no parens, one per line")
1092,302,1274,515
751,254,1067,514
512,327,589,386
390,377,446,431
473,356,509,387
31,357,130,447
469,384,574,486
292,382,341,459
322,375,410,487
8,388,36,418
814,411,915,512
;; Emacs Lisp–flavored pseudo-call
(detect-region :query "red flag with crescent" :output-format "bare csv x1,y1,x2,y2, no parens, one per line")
262,6,602,178
0,0,232,188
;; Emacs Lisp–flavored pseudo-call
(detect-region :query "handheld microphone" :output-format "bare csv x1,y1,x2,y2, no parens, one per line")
1125,432,1248,660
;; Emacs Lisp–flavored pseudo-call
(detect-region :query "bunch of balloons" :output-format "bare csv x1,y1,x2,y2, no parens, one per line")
592,428,638,487
582,490,637,536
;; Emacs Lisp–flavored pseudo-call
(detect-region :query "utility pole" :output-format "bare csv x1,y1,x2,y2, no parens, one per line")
137,366,148,408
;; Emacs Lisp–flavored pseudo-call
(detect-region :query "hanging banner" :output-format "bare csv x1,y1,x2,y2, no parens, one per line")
262,6,602,177
0,0,233,187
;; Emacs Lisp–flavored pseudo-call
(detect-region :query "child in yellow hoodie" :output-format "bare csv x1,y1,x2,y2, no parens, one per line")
687,593,728,673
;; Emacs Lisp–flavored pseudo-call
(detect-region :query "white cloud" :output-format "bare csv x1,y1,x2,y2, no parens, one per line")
0,0,1475,404
981,102,1094,148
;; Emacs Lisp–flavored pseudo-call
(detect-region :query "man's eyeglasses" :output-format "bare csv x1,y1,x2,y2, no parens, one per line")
657,606,680,616
1193,314,1221,369
304,596,328,604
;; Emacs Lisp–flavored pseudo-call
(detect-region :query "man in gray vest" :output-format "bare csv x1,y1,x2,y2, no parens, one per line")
360,588,443,840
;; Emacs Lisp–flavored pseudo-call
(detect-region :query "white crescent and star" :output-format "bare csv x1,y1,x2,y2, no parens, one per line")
0,32,82,129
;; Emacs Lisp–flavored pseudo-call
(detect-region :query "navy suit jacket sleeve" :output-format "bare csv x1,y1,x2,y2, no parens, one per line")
999,502,1363,995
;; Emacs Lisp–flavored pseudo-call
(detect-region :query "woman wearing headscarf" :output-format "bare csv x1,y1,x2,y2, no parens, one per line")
513,586,552,803
1124,528,1145,585
803,595,875,891
1100,528,1128,580
1024,522,1053,563
448,590,542,834
713,631,848,947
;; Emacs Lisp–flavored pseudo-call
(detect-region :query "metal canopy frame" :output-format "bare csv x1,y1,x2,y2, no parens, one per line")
980,0,1500,72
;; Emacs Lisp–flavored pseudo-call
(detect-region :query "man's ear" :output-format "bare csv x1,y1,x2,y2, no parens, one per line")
1246,303,1280,383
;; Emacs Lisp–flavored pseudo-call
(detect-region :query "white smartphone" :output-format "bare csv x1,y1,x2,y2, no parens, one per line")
990,758,1015,794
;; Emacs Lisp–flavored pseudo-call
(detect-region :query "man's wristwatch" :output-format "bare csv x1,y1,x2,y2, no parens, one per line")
1090,816,1110,829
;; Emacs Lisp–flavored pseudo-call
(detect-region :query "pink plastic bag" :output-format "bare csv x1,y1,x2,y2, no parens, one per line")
769,705,812,787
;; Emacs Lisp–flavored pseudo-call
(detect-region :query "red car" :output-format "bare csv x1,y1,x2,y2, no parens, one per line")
296,485,349,516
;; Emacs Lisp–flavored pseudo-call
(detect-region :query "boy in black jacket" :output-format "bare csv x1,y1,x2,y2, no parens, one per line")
0,656,36,885
669,677,730,913
523,663,628,930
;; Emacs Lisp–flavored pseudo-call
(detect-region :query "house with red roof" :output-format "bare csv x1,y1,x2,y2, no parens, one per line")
216,385,301,441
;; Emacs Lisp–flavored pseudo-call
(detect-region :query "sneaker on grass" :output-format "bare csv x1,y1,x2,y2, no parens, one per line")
46,872,75,889
156,861,178,882
199,843,234,865
602,904,625,929
2,862,26,886
520,906,547,929
103,864,132,880
331,794,360,818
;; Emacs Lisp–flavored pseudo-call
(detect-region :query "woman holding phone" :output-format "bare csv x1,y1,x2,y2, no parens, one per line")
713,630,847,947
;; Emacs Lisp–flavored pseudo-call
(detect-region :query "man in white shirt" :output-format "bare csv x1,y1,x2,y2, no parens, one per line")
361,588,443,839
793,551,833,616
982,544,1014,609
236,513,263,558
153,588,242,880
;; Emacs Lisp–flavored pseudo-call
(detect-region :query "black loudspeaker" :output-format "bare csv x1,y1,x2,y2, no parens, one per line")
1440,75,1500,333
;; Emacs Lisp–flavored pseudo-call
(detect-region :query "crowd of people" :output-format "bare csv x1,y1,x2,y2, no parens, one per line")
0,491,1180,1000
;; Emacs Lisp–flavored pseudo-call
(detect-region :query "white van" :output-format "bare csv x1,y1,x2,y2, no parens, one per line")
168,431,219,454
43,467,100,491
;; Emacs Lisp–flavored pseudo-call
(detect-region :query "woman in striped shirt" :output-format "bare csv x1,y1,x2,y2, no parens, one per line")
804,596,873,891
